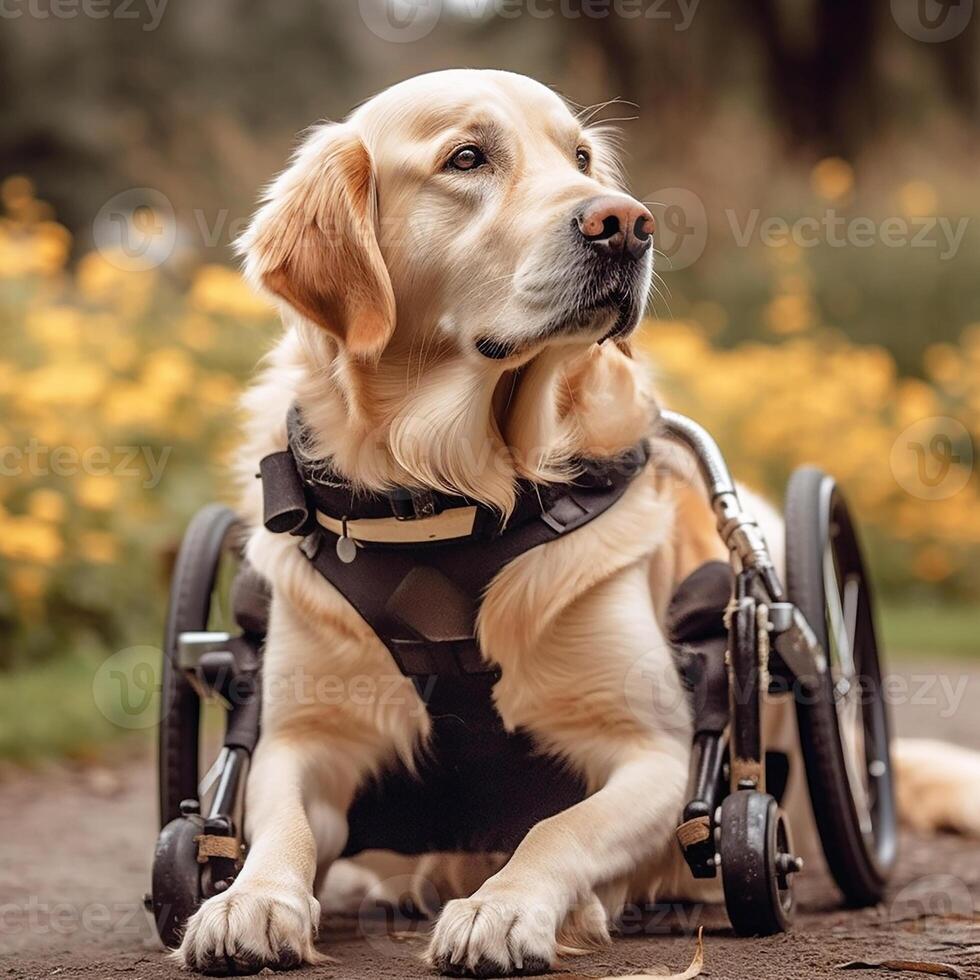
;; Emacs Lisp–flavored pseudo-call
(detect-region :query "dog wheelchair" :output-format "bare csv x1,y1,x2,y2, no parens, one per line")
150,410,896,950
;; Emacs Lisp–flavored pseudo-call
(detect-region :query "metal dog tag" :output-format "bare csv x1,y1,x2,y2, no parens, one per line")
336,520,357,564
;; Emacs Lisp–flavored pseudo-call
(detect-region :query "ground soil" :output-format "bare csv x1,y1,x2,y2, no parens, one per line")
1,663,978,980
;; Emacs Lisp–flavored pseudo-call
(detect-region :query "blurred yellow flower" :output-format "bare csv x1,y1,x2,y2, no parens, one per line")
1,175,35,211
77,530,118,564
198,373,241,410
104,334,140,372
895,378,939,426
27,489,67,523
897,180,938,218
924,342,963,391
76,475,121,511
811,157,854,202
765,293,813,335
9,565,47,602
190,264,271,318
102,382,171,428
76,250,157,308
0,516,63,563
32,222,73,274
26,307,83,349
22,360,108,409
141,346,195,397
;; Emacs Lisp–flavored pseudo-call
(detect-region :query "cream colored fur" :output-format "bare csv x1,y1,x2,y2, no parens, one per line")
176,70,980,976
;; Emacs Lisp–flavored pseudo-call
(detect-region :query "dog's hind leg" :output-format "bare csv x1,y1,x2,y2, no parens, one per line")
892,737,980,838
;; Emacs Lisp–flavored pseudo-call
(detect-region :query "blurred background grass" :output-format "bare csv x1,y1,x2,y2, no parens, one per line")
1,0,979,762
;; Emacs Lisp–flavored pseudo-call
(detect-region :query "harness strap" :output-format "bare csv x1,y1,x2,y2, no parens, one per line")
301,457,647,681
260,421,650,683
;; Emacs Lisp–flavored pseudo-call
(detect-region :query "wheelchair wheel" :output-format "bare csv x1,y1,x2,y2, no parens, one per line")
720,790,796,936
151,804,205,949
159,504,245,827
784,466,897,907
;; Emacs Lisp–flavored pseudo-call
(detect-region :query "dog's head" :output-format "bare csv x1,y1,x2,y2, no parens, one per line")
240,69,654,366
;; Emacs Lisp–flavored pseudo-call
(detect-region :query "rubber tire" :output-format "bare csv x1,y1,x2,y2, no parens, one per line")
151,814,204,949
784,466,896,907
720,790,792,936
159,504,243,828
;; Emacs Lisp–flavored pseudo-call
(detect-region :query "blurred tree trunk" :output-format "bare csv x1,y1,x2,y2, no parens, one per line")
592,14,639,102
747,0,878,159
931,17,980,122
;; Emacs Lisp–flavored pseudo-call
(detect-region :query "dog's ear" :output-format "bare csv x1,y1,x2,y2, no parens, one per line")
239,123,395,359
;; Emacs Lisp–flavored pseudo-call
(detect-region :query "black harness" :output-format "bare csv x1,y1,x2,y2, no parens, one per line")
258,407,652,854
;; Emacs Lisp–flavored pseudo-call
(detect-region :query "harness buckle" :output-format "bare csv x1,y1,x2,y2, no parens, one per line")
389,488,440,520
540,494,590,534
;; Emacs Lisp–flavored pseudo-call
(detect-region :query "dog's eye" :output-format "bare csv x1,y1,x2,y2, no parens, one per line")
576,148,591,174
447,145,486,172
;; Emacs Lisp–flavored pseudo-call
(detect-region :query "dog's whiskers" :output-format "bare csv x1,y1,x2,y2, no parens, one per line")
575,97,638,127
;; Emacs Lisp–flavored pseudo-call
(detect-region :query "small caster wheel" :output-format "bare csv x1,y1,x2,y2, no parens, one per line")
720,789,800,936
151,812,204,948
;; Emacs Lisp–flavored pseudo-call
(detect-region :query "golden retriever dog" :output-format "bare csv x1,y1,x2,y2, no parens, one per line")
176,69,980,976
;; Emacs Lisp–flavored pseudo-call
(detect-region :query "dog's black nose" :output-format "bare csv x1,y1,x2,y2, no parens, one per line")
575,195,654,261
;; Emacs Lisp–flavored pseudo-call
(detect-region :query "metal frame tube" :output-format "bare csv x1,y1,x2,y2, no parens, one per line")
659,410,785,601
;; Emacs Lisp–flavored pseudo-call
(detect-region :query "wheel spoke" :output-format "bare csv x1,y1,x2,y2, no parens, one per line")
199,747,229,801
839,687,873,835
823,546,855,683
842,577,860,674
824,543,874,838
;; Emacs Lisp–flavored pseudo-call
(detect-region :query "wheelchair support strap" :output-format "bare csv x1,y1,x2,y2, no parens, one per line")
666,560,734,736
194,834,242,863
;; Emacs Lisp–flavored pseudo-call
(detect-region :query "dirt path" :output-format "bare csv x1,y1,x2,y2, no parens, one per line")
1,664,978,980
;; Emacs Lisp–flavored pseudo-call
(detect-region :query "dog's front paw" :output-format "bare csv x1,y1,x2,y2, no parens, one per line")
175,882,323,975
426,890,557,977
